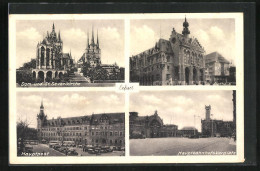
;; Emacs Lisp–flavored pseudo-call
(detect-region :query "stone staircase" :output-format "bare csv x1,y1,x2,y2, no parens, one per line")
68,71,90,83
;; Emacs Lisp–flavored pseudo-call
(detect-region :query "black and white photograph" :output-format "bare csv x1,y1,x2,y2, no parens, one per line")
130,17,236,86
15,19,125,87
16,91,125,156
9,12,245,164
129,90,236,156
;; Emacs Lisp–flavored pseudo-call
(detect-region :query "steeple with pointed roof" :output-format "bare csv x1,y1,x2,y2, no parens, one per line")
52,23,55,32
58,30,61,41
87,30,90,49
40,99,44,110
97,29,99,48
91,26,95,46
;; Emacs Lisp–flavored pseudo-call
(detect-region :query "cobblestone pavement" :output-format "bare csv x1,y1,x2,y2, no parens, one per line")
130,137,236,156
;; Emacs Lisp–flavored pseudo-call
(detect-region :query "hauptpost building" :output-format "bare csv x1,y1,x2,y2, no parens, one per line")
37,101,125,147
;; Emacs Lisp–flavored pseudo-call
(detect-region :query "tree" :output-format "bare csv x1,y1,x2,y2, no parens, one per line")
19,59,36,70
16,70,35,85
17,120,37,155
82,63,108,82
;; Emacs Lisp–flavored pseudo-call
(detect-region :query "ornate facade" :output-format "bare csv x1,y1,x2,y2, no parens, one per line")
129,111,178,138
32,24,74,82
37,101,125,147
130,17,206,85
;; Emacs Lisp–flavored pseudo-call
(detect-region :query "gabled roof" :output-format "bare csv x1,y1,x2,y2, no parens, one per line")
205,52,230,64
45,113,124,127
175,33,204,50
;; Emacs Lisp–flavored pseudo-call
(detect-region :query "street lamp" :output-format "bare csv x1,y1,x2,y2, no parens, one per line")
194,115,200,135
211,114,214,137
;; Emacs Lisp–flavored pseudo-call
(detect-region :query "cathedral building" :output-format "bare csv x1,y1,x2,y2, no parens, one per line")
32,23,74,82
77,28,121,78
37,101,125,147
130,17,206,85
129,111,178,138
201,105,235,137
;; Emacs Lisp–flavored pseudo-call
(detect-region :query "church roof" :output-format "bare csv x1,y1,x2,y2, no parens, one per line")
205,52,230,64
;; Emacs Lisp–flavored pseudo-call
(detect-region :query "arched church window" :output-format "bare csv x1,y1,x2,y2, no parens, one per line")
40,47,45,66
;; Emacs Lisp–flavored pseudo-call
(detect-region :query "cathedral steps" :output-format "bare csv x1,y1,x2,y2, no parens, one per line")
68,72,90,83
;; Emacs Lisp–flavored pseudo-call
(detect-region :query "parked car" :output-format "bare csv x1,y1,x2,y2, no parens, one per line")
58,147,67,153
49,141,61,148
67,149,78,156
107,146,113,152
87,149,96,154
53,144,61,150
116,146,122,151
24,145,33,153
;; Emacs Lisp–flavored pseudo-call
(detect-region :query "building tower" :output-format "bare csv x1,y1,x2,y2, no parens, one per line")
37,99,47,141
205,105,211,121
182,16,190,37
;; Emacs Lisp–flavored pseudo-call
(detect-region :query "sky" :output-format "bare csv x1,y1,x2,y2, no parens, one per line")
130,18,236,65
16,20,124,68
130,90,234,132
16,91,125,128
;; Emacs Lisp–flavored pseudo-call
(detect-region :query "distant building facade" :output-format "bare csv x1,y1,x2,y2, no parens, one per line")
77,28,122,79
32,23,74,82
37,101,125,147
228,66,236,84
130,17,206,85
201,105,235,137
129,111,178,138
177,127,198,137
205,52,230,83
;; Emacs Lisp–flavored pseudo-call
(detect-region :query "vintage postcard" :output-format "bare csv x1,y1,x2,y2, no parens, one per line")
9,13,244,164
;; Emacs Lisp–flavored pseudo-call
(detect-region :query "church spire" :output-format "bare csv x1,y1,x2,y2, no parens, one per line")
58,30,61,41
87,29,90,48
182,16,190,36
40,99,44,110
91,26,95,45
97,29,99,48
52,22,55,32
